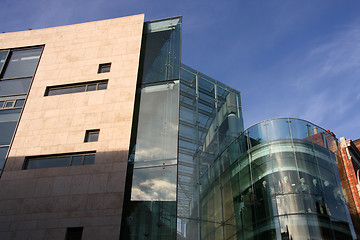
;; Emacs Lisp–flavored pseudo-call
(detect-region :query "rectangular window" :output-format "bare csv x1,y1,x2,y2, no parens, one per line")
66,227,83,240
23,151,96,169
98,63,111,73
84,129,100,142
1,48,42,79
44,80,108,96
0,98,26,110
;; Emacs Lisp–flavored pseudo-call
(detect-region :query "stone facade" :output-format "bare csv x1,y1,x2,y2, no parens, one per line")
0,14,144,239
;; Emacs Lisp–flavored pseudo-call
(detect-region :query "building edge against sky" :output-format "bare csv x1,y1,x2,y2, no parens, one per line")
0,13,358,240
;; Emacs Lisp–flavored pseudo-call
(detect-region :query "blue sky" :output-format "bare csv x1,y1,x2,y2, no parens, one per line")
2,0,360,140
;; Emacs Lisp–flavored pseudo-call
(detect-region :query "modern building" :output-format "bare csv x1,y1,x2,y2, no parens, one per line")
0,14,357,239
339,137,360,236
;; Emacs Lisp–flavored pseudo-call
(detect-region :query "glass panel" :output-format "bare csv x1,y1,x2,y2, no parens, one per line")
5,101,14,108
0,101,3,108
0,147,8,172
26,156,70,169
0,51,9,73
0,121,17,145
267,119,291,141
86,84,97,92
141,17,181,84
83,154,95,165
71,155,83,166
97,83,107,90
14,99,25,108
48,85,86,96
131,165,177,201
0,77,33,96
86,131,99,142
98,63,111,73
2,48,42,79
0,108,21,121
133,82,179,168
290,118,311,141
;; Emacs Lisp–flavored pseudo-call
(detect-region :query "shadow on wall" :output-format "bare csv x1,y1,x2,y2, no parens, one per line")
0,150,129,240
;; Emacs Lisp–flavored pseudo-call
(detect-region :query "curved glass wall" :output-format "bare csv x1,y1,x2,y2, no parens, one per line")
200,118,356,240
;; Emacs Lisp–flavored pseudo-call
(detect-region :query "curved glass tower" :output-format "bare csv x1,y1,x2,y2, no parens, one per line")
200,118,356,240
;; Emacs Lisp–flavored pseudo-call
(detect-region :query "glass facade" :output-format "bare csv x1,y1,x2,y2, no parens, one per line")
121,17,182,240
200,118,356,240
0,47,42,173
120,16,356,240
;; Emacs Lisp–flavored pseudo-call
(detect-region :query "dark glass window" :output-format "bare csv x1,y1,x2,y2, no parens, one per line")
66,227,83,240
84,154,95,165
24,152,96,169
0,121,17,145
14,99,25,108
5,101,14,108
98,63,111,73
71,156,83,166
0,147,8,173
0,77,33,96
0,51,9,73
86,84,97,92
84,129,99,142
2,48,42,79
45,80,108,96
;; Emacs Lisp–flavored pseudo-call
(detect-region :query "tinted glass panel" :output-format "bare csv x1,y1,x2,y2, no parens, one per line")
14,99,25,108
48,85,86,96
0,147,8,172
0,121,17,145
0,101,3,108
86,84,97,91
98,63,111,73
83,155,95,165
2,48,42,79
0,51,8,73
26,156,70,169
0,77,32,96
5,101,14,108
71,156,83,166
0,108,21,121
85,131,99,142
97,83,107,90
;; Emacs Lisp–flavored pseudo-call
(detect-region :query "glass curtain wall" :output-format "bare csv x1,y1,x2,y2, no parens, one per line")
177,65,244,239
0,47,42,173
121,17,182,240
200,118,356,240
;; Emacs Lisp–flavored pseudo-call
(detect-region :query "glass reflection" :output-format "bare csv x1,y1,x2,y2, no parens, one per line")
2,48,42,79
131,165,177,201
198,118,355,239
0,78,33,96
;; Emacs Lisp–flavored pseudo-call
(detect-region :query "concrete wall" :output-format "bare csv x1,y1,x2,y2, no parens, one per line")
0,14,144,239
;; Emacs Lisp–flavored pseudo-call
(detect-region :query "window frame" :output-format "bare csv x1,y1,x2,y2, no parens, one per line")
23,151,96,170
98,62,111,74
44,79,108,96
84,129,100,143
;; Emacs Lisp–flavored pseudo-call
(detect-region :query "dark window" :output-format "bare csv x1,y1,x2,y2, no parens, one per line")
84,129,99,143
66,227,83,240
24,152,96,169
0,77,33,97
98,63,111,73
1,48,42,79
4,101,14,108
45,80,108,96
0,98,26,110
